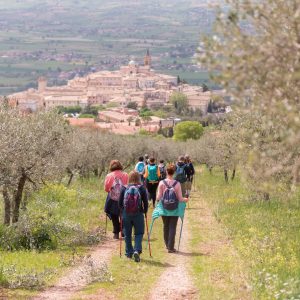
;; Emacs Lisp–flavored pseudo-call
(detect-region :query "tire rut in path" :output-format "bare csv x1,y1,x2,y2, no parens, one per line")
34,239,117,300
148,210,198,300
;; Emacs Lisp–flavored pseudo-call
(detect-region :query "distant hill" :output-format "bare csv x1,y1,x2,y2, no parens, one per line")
0,0,222,95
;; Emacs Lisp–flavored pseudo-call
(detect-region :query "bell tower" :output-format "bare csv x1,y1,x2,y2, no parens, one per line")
38,77,47,93
144,49,151,67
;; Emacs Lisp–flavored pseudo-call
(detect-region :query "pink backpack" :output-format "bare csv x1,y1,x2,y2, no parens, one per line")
110,177,123,201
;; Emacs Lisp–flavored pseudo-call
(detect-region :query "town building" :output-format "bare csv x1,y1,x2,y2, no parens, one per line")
7,50,212,113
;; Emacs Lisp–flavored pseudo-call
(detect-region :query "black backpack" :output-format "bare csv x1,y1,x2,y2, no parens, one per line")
174,164,187,183
159,165,167,180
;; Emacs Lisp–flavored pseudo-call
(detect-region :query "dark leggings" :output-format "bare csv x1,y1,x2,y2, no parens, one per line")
146,181,159,207
111,214,120,234
162,216,179,250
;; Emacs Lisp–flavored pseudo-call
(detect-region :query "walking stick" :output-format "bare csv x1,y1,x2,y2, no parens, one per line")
105,215,108,235
119,216,123,257
145,214,152,257
178,217,184,251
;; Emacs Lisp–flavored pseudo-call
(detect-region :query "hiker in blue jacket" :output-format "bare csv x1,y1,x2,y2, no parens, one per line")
174,156,189,197
134,156,146,184
119,171,148,262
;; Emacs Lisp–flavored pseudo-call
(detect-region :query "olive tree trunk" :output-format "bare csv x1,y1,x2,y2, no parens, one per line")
2,187,11,225
12,174,26,224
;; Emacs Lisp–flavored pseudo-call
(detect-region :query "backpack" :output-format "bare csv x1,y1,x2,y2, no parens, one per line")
124,185,142,215
110,177,123,201
137,162,145,174
161,180,179,211
186,162,195,178
159,165,166,180
147,165,159,182
174,164,187,183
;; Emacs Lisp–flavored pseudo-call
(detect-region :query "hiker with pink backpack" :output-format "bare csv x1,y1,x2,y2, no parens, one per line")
104,160,128,239
119,171,148,262
156,164,188,253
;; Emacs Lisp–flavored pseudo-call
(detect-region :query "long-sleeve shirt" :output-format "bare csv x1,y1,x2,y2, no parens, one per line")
156,179,185,202
104,170,128,193
119,185,149,214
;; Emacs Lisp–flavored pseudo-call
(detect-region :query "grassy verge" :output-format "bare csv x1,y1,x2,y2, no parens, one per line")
0,177,106,298
195,167,300,300
188,175,251,299
74,213,167,300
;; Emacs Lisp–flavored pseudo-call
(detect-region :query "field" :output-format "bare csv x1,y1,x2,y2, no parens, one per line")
0,0,218,95
0,166,299,299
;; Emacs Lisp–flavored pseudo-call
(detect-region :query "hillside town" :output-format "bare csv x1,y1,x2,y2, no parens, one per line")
6,51,212,113
2,51,221,135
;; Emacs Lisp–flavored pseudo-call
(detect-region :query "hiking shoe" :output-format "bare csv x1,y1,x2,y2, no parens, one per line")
113,233,119,240
133,251,140,262
168,249,177,253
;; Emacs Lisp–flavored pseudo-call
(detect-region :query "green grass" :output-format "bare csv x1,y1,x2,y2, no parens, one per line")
0,177,107,298
188,175,251,299
74,213,167,300
196,167,300,300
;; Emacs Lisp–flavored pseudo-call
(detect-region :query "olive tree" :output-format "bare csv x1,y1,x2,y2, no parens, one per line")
0,107,70,224
201,0,300,192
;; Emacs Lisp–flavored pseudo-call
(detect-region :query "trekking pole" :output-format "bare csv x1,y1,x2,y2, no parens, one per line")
105,215,108,235
178,217,184,252
119,216,123,257
145,214,152,258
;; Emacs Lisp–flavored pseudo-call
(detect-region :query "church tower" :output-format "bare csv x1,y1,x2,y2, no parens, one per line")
144,49,151,67
38,77,47,93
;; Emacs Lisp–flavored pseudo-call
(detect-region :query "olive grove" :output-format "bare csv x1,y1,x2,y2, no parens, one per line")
200,0,300,196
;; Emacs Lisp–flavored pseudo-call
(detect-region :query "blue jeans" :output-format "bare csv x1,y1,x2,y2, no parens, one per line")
122,212,145,257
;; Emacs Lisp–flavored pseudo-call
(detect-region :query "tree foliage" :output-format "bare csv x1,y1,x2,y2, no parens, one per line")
201,0,300,194
173,121,204,141
0,106,70,224
170,92,189,115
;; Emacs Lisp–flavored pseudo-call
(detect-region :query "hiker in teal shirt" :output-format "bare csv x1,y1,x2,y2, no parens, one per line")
145,157,160,207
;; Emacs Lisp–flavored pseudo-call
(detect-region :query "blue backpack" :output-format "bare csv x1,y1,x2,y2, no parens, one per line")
174,164,187,183
161,180,179,211
137,162,145,174
124,185,142,215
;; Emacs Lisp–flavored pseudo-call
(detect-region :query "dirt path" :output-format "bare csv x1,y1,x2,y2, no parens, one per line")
34,238,117,300
148,210,198,300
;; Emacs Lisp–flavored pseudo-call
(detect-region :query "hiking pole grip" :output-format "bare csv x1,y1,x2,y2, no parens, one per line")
145,214,152,258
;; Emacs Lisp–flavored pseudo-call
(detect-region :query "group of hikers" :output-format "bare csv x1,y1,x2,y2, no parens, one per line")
104,154,195,262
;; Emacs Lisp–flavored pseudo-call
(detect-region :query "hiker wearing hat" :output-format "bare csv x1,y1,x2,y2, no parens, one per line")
119,171,148,262
144,157,160,207
104,160,128,239
174,156,189,197
157,164,188,252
